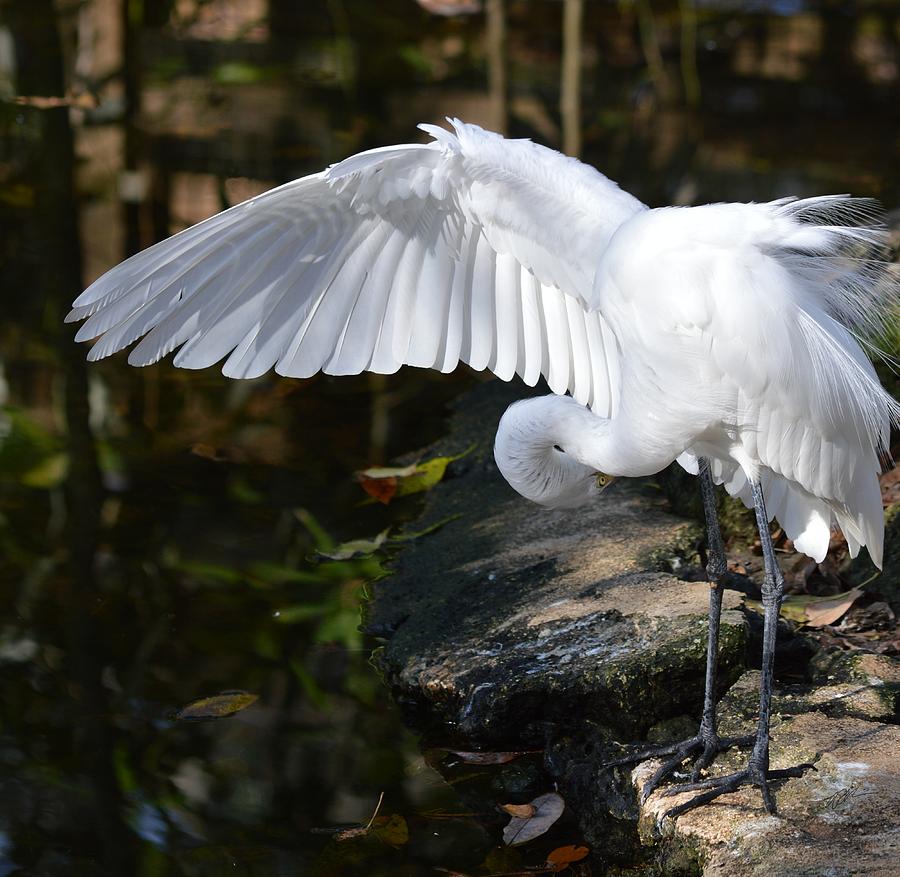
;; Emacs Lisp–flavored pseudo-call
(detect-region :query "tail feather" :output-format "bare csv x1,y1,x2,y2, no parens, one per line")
679,452,886,569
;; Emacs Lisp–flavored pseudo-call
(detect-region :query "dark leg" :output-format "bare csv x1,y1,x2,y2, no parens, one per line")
657,478,814,818
693,458,734,774
604,459,752,800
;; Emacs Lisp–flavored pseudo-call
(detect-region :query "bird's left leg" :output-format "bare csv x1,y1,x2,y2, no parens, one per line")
604,458,752,801
656,477,814,818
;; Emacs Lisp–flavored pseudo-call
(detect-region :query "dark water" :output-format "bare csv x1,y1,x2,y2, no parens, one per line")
0,1,897,874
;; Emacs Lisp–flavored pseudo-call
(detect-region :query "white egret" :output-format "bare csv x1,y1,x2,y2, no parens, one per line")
68,119,899,817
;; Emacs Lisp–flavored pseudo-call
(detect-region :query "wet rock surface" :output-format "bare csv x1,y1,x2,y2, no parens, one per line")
367,379,900,874
368,380,748,747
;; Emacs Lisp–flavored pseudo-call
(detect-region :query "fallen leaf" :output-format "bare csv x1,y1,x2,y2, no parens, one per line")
748,587,865,627
804,588,865,627
175,691,258,721
333,825,368,841
391,514,463,541
190,442,228,462
775,587,865,627
502,792,565,846
356,473,399,504
546,844,590,870
312,528,391,561
446,749,538,765
372,813,409,847
501,803,535,818
355,446,473,504
357,462,421,480
331,811,408,848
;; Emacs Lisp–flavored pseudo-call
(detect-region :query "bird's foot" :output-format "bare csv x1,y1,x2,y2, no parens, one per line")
657,760,816,819
605,731,755,803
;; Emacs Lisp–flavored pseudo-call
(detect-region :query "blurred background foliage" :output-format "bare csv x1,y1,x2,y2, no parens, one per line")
0,0,897,874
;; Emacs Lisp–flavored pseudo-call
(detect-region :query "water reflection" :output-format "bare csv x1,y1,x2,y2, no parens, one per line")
1,0,897,874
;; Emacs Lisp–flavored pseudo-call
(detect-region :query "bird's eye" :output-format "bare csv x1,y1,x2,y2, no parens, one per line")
596,473,609,488
553,444,565,453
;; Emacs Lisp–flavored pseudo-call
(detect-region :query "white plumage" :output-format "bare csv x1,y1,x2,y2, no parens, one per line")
69,118,898,568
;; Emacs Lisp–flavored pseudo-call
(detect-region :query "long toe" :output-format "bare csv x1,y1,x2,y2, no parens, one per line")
603,739,693,769
611,732,754,801
654,761,815,819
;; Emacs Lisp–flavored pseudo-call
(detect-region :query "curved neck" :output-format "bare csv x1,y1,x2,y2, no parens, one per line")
493,394,675,509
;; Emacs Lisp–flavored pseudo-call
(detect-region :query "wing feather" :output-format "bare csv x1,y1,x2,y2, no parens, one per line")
490,252,521,381
72,120,635,418
540,284,571,395
564,291,592,407
462,233,497,372
518,268,544,387
435,234,468,374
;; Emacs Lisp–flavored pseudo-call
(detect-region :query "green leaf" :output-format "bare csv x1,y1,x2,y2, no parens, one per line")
295,508,336,551
173,561,244,585
247,562,326,585
315,609,362,650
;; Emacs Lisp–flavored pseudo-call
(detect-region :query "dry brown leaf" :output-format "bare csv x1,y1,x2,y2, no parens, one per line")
356,473,399,504
501,803,535,818
547,844,590,870
804,587,864,628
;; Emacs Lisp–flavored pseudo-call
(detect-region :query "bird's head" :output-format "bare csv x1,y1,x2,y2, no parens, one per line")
493,395,618,509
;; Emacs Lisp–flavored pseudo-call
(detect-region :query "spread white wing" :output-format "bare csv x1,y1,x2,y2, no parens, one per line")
68,119,646,417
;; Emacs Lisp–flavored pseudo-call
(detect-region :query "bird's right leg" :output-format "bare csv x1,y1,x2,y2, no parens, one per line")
603,458,752,801
655,477,814,818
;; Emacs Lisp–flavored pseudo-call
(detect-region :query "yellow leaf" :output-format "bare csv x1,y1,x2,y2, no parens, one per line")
175,691,258,721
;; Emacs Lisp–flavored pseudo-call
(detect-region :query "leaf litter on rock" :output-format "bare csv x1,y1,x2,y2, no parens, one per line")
355,445,474,504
